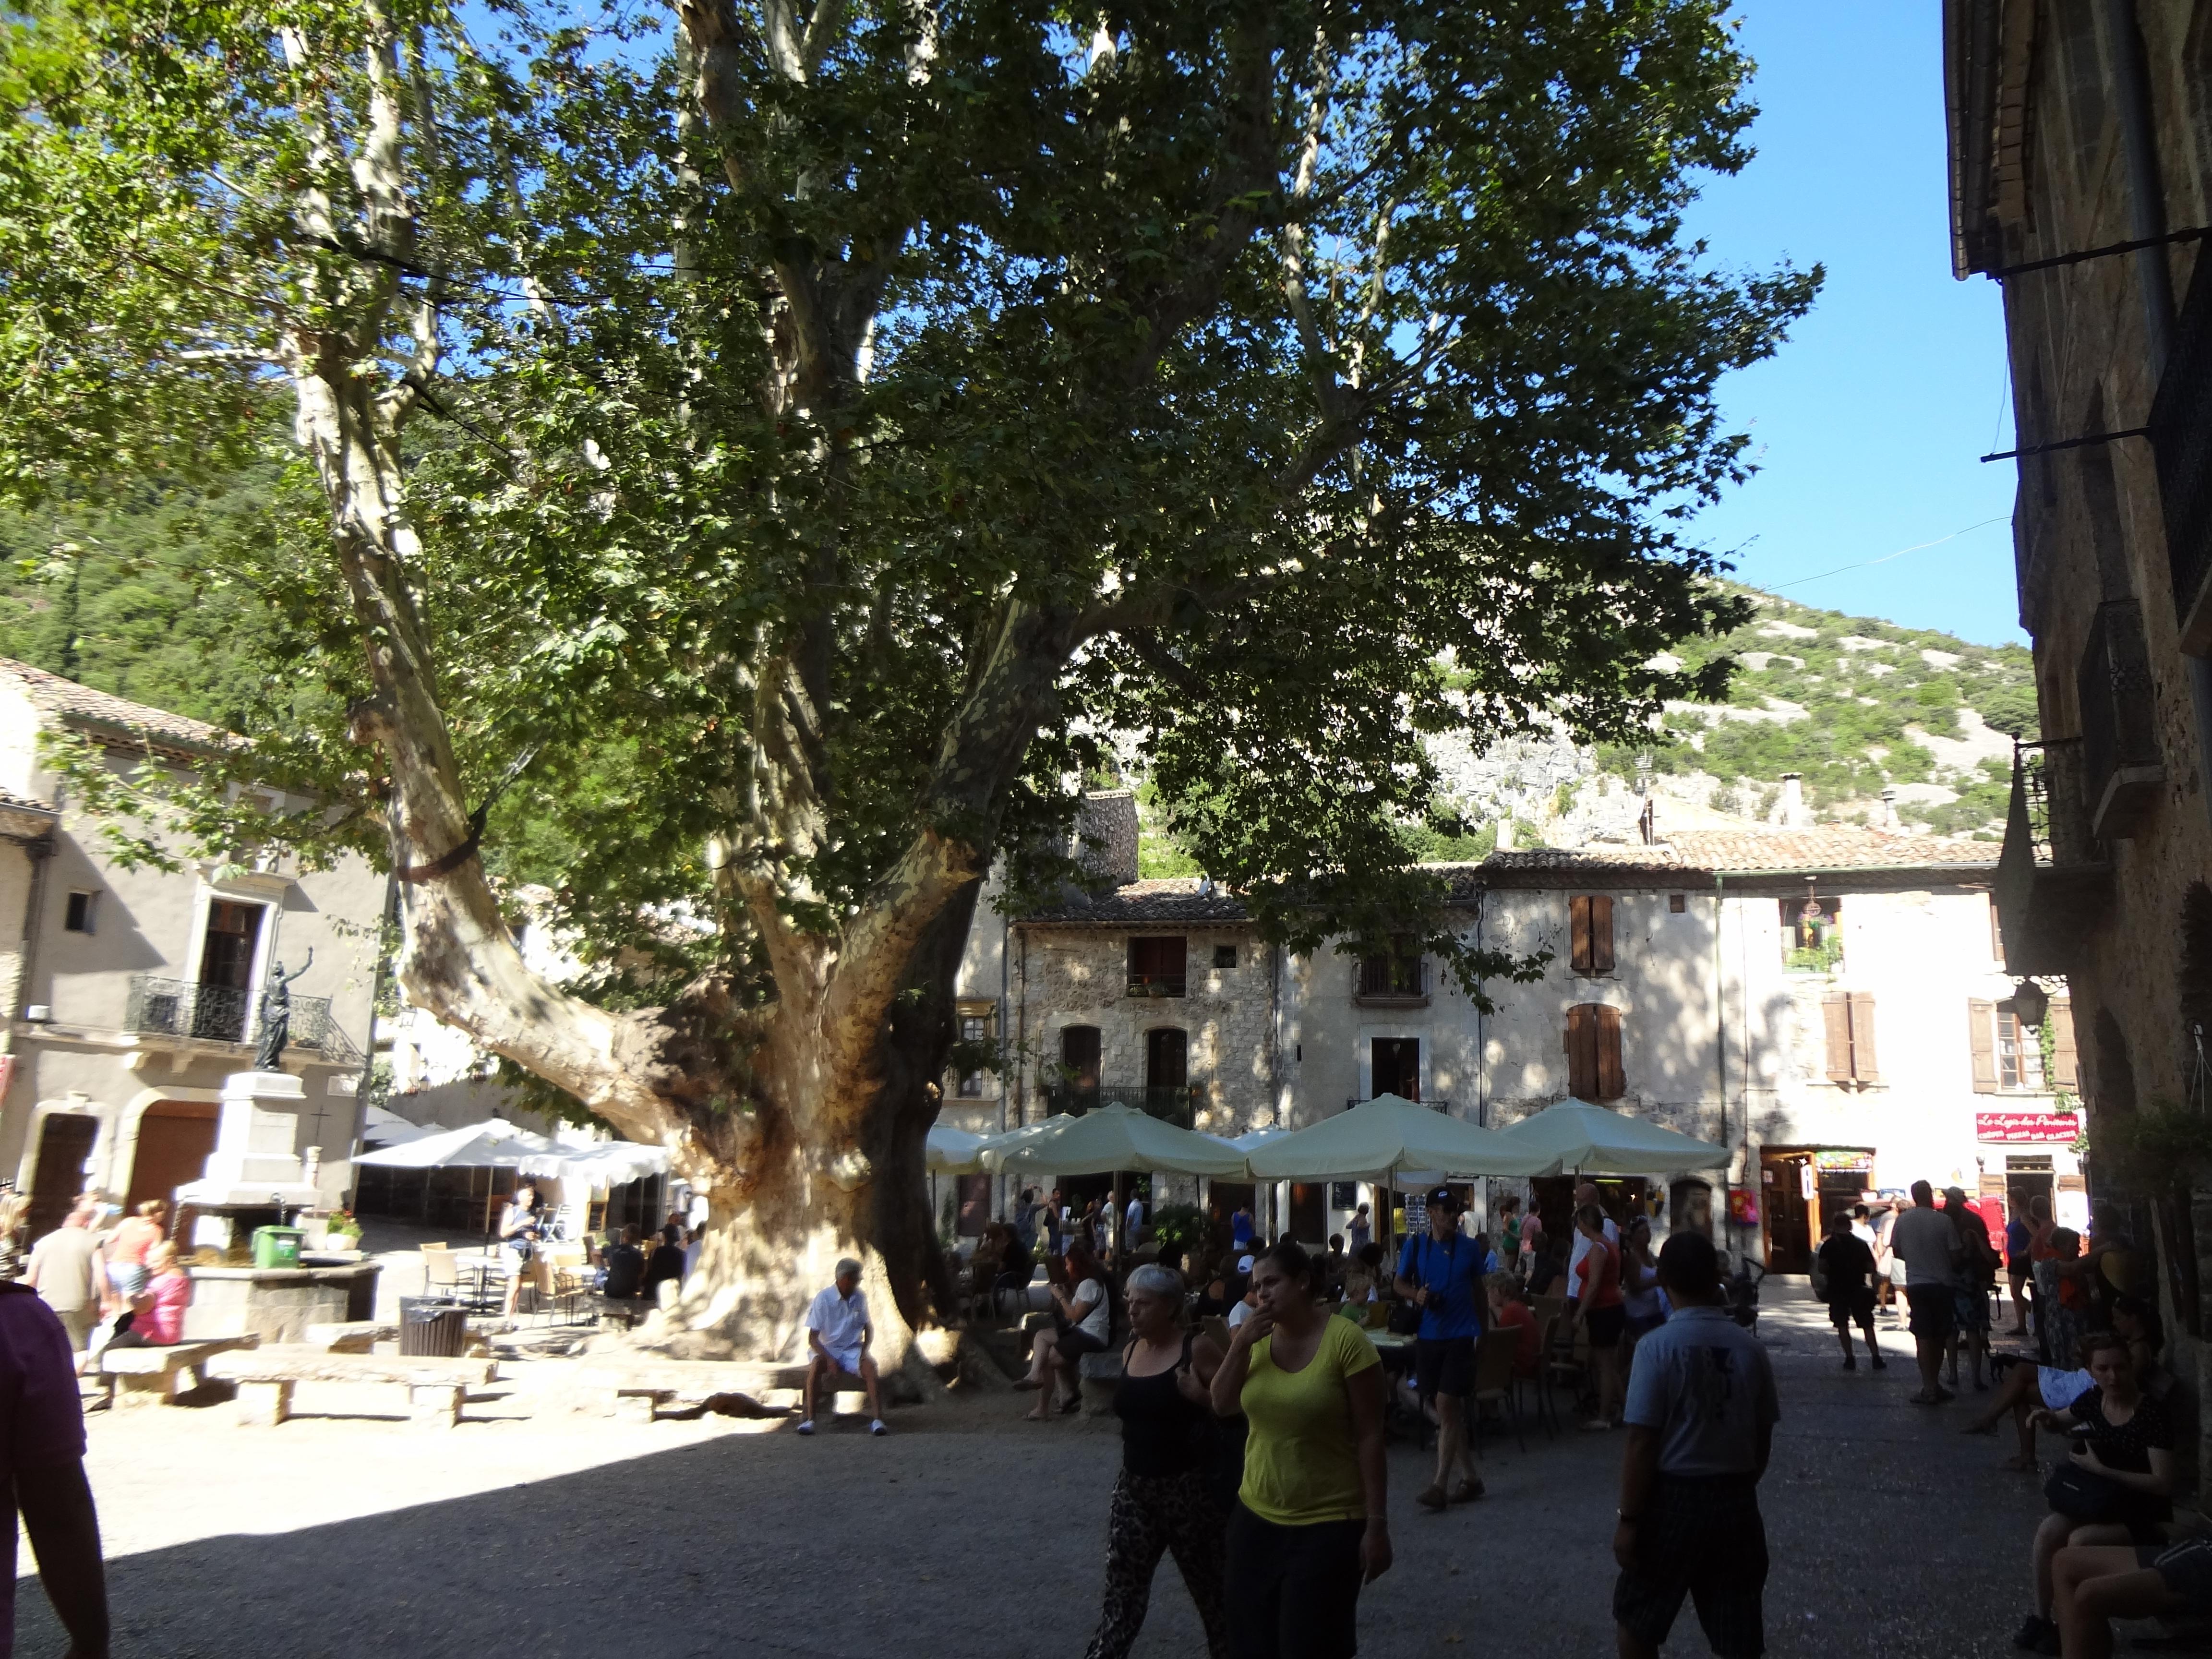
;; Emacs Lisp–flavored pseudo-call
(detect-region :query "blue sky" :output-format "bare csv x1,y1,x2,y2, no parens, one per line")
1680,3,2023,646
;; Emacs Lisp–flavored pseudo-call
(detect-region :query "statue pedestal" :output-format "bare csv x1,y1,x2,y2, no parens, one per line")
174,1071,324,1209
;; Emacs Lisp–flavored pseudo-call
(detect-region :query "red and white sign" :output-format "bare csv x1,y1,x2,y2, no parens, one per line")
1976,1111,2080,1144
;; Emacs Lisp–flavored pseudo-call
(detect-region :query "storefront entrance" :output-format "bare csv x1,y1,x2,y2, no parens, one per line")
1760,1150,1813,1274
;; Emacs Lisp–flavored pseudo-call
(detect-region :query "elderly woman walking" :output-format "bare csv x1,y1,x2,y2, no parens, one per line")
1081,1264,1230,1659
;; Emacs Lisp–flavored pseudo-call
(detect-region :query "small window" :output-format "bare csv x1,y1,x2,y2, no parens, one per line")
1213,944,1238,970
1570,896,1615,974
1781,896,1842,972
1128,937,1187,997
1356,936,1426,1001
1668,893,1686,914
1968,998,2079,1093
956,1012,988,1097
63,891,97,934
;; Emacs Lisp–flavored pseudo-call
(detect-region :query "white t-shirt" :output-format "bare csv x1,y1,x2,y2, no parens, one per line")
1568,1216,1621,1280
805,1285,869,1357
1071,1277,1110,1341
1227,1299,1255,1330
1891,1207,1961,1288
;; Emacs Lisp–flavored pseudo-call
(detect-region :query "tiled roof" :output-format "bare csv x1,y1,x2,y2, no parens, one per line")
0,659,230,754
1024,877,1253,925
1665,827,1997,872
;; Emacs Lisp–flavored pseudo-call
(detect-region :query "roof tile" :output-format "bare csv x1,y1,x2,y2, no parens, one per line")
0,659,229,754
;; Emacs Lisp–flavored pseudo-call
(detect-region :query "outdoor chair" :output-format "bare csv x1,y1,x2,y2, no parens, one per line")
1469,1328,1527,1454
420,1245,468,1307
1537,1312,1585,1435
534,1248,589,1324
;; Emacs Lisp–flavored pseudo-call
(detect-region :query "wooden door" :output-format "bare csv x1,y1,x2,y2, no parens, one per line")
1760,1151,1813,1274
124,1101,220,1217
26,1114,98,1240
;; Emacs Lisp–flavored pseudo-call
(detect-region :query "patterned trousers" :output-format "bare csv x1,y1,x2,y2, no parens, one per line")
1083,1467,1231,1659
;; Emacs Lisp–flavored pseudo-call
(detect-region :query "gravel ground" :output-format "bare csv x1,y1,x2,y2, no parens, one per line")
13,1280,2110,1658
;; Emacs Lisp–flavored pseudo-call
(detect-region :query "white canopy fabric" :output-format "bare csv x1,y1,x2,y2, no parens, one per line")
514,1140,673,1192
360,1105,435,1146
1496,1099,1730,1176
1245,1095,1550,1181
351,1119,557,1170
1228,1128,1289,1154
925,1124,989,1174
980,1106,1250,1178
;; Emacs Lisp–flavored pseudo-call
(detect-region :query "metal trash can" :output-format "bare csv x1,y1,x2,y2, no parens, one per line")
251,1226,304,1269
398,1297,468,1357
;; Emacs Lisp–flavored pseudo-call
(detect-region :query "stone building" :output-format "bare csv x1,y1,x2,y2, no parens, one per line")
958,792,2078,1268
1946,2,2212,1363
0,661,384,1237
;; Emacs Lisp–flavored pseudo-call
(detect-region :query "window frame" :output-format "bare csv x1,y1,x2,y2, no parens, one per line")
62,890,98,935
1564,1004,1625,1102
1127,936,1188,998
1569,895,1616,976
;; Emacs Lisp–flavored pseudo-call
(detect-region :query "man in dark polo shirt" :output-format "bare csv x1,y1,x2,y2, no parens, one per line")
1394,1187,1492,1511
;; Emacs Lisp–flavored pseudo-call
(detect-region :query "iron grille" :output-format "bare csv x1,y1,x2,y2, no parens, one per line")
124,975,363,1066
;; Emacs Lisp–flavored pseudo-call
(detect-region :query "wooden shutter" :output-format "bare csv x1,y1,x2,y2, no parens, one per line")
1822,993,1854,1081
2050,999,2079,1090
1989,896,2004,965
1968,999,1998,1093
1570,897,1594,974
1565,1005,1595,1097
1847,993,1880,1083
1590,896,1615,974
1594,1005,1625,1100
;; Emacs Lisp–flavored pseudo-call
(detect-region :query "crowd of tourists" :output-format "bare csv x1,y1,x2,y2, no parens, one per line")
8,1192,193,1369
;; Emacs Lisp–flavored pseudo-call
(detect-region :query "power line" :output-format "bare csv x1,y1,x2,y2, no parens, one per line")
1766,514,2011,592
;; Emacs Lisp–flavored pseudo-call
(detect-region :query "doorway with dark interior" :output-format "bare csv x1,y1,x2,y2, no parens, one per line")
1371,1037,1420,1101
1760,1150,1814,1274
26,1113,98,1241
1144,1027,1189,1121
195,899,265,1043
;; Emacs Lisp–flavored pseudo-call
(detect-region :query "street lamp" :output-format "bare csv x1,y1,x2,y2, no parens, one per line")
2010,977,2050,1029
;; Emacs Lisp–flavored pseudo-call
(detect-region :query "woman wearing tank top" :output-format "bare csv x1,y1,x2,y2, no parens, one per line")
1080,1263,1229,1659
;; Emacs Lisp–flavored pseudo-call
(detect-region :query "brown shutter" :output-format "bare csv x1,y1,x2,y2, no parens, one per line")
1570,897,1593,975
1848,993,1880,1083
2050,999,2079,1090
1591,896,1615,974
1969,999,1998,1093
1595,1005,1625,1101
1822,992,1854,1081
1565,1005,1594,1097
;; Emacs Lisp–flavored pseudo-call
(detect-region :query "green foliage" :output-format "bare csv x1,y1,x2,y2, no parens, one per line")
0,0,1817,1028
2095,1098,2212,1187
1148,1202,1208,1259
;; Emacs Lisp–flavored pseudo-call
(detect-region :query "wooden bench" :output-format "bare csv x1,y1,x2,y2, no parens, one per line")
575,1361,799,1424
207,1346,497,1428
97,1336,260,1405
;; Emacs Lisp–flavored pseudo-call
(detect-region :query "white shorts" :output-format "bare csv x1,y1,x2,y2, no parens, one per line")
821,1344,864,1376
2039,1365,2092,1410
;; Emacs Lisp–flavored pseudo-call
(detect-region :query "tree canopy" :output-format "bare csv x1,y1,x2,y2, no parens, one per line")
1,0,1816,1349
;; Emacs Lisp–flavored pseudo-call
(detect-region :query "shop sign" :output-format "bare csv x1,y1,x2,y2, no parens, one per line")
1975,1111,2080,1144
1813,1149,1873,1171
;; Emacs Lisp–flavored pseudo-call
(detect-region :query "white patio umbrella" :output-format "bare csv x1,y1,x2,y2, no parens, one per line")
1246,1095,1549,1254
360,1104,436,1147
925,1124,989,1174
983,1106,1247,1259
351,1118,557,1169
515,1139,673,1193
1496,1099,1730,1177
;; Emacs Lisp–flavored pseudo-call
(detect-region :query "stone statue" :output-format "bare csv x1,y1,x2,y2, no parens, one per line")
252,948,314,1070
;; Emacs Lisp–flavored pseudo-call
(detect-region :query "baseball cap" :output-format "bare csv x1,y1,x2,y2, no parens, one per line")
1426,1187,1459,1209
1236,1253,1256,1273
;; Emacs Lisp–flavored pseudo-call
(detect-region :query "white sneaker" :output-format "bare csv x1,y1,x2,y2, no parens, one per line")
870,1418,888,1436
795,1419,815,1435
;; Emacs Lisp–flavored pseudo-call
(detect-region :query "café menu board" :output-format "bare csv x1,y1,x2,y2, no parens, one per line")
1975,1111,2080,1143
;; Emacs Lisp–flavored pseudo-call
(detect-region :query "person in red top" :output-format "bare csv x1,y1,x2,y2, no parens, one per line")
0,1280,108,1658
1484,1271,1540,1378
1571,1203,1627,1431
105,1243,191,1353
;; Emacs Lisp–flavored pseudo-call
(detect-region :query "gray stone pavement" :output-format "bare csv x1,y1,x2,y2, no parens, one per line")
15,1281,2105,1658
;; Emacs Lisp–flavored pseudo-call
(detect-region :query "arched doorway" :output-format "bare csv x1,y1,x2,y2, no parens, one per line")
25,1113,99,1240
124,1101,220,1218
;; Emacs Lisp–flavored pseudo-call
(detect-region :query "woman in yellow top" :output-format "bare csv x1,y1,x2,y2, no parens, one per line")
1210,1238,1391,1659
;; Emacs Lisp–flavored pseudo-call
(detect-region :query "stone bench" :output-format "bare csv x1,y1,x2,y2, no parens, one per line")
97,1336,260,1406
575,1361,798,1424
303,1321,396,1354
207,1346,497,1428
1077,1352,1124,1416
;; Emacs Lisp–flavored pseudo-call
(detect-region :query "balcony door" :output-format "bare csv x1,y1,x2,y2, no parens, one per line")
194,900,264,1043
1059,1025,1101,1093
1371,1037,1420,1101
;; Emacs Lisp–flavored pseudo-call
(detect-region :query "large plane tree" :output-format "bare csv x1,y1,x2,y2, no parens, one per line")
2,0,1813,1370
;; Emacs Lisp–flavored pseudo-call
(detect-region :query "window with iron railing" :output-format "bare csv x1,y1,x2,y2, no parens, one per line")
1355,937,1428,1004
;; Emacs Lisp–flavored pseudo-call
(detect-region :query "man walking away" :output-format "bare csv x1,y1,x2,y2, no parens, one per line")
1945,1185,1999,1393
23,1204,103,1354
1393,1188,1491,1510
0,1276,108,1658
1815,1213,1884,1372
1612,1232,1778,1659
1890,1181,1963,1404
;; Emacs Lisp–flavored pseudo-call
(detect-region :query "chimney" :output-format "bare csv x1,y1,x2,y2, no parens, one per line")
1777,772,1809,829
1879,785,1901,831
1494,817,1513,853
1072,789,1140,888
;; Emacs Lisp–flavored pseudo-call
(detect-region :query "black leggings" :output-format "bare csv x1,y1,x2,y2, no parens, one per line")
1224,1503,1364,1659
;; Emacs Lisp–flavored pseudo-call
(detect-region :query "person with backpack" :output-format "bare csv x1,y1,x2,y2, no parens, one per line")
1080,1263,1228,1659
1812,1211,1885,1371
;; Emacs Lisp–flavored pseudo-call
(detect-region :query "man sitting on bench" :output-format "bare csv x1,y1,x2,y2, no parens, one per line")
799,1257,886,1438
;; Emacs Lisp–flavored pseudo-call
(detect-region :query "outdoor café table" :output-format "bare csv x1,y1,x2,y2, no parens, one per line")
449,1249,508,1312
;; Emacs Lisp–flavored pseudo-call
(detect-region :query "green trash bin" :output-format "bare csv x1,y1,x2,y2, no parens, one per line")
251,1226,304,1269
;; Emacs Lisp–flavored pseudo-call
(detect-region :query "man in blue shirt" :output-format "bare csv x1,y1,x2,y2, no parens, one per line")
1394,1186,1493,1511
1612,1230,1779,1659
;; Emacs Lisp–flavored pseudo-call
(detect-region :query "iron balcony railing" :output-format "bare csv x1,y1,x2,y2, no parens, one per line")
123,975,364,1066
1353,955,1429,1003
1040,1082,1199,1129
2075,598,2163,837
2013,739,2104,869
1126,972,1187,998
